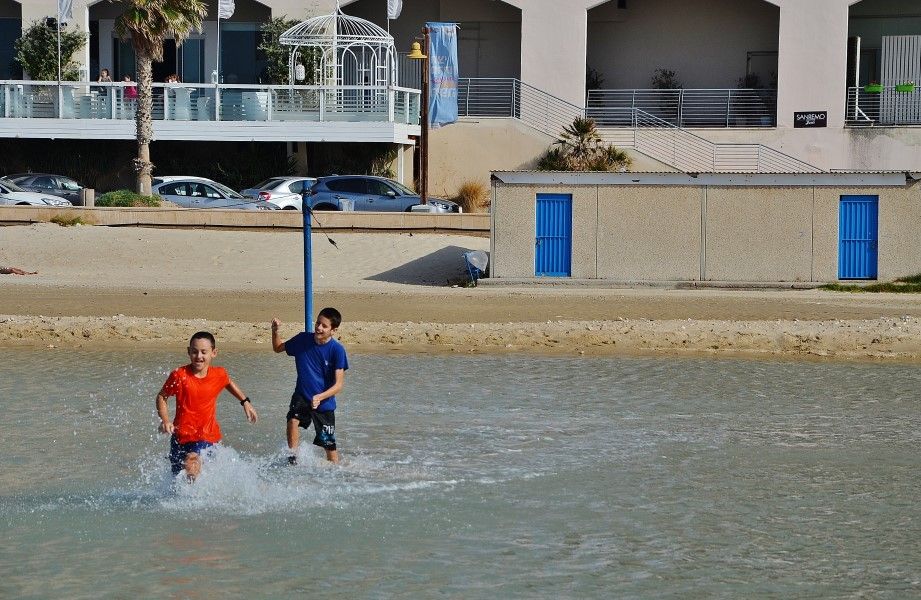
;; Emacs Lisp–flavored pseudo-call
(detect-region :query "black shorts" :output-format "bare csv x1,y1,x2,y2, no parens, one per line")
287,393,337,450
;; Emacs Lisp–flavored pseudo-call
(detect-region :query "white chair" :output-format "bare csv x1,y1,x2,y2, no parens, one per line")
172,88,192,120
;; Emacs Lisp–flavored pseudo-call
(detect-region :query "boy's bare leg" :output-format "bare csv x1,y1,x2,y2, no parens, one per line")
185,452,202,481
286,419,300,463
326,449,340,464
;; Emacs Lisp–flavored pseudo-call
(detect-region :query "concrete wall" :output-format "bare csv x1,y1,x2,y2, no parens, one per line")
0,205,489,232
587,0,779,89
699,126,921,172
492,180,921,283
428,118,555,198
597,186,702,280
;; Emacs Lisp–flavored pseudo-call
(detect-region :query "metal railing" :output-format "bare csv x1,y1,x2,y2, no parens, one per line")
622,109,821,173
456,78,585,138
587,88,777,128
0,80,421,125
846,85,921,126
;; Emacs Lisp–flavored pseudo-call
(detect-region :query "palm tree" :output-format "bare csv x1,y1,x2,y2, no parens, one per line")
115,0,207,195
556,116,603,170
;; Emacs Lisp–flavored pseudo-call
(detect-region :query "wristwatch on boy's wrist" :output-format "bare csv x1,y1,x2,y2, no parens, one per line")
240,397,251,406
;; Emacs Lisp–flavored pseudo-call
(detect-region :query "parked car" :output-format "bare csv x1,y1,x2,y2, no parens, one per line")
2,173,85,206
151,176,276,210
241,176,317,211
0,179,73,207
306,175,461,213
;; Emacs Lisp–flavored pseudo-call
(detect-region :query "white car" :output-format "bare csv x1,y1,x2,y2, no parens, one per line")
241,176,317,211
0,179,73,206
151,176,276,210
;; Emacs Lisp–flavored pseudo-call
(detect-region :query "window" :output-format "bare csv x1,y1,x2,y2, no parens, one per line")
287,180,307,193
327,179,366,193
158,183,184,195
367,179,395,196
60,179,81,191
33,177,56,189
202,185,223,199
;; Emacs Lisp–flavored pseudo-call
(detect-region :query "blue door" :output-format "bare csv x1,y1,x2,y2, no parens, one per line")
535,193,572,277
838,195,878,280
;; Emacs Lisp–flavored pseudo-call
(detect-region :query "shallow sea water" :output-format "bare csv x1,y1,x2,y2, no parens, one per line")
1,349,920,598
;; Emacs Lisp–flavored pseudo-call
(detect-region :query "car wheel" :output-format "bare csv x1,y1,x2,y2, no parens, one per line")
16,202,30,206
313,203,339,211
283,206,297,210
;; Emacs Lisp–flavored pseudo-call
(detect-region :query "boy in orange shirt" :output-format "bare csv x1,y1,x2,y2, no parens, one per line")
156,331,258,480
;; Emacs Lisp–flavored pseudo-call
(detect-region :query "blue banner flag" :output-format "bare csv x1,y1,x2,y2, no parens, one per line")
426,22,458,128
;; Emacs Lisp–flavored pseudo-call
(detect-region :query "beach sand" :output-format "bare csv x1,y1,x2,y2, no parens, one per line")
2,222,921,360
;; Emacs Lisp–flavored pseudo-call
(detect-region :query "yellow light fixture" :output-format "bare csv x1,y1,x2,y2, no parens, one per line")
407,41,427,60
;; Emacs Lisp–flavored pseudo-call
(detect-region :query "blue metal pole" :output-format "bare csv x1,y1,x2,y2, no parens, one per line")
302,202,314,333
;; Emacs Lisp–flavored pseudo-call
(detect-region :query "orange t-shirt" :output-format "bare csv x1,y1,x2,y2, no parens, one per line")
160,365,230,444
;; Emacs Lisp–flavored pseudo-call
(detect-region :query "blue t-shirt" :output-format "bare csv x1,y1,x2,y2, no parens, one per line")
285,332,349,412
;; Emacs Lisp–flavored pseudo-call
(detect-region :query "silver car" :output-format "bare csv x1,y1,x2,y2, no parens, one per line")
241,176,317,211
152,176,275,210
0,179,73,206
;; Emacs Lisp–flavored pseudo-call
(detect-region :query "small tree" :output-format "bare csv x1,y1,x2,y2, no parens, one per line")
15,19,87,81
537,117,631,172
259,17,319,85
651,68,682,89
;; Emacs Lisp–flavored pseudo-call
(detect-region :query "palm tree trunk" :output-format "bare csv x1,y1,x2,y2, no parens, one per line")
134,53,154,195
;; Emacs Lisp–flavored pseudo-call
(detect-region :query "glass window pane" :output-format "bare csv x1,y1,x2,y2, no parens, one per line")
220,22,263,84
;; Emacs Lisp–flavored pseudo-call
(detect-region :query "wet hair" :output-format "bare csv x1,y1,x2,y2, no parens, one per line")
189,331,216,348
317,307,342,329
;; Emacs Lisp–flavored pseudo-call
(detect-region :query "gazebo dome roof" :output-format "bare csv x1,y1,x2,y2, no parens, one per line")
279,10,393,47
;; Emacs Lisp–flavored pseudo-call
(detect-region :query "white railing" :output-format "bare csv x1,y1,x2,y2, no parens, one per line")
457,78,585,138
621,109,821,173
586,88,777,128
0,80,421,125
846,85,921,126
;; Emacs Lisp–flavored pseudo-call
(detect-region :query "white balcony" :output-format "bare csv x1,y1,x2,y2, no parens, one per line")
0,80,422,144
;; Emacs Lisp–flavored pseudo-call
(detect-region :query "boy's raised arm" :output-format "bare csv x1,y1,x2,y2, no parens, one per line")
271,318,286,353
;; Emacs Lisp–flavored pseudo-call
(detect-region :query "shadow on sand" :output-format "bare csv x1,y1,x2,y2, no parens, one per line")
365,245,473,286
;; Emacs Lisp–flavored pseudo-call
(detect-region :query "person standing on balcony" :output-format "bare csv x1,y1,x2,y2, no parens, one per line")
123,74,138,101
94,68,112,96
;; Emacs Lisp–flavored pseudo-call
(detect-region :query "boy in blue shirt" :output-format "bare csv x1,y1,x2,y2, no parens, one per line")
272,307,349,464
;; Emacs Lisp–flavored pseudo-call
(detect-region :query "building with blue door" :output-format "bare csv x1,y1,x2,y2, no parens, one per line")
490,171,921,284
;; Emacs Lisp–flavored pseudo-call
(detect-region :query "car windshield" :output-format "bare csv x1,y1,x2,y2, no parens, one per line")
212,182,244,199
0,178,25,192
389,180,416,196
252,178,284,189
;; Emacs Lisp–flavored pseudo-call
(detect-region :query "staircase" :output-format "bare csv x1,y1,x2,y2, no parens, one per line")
457,78,823,174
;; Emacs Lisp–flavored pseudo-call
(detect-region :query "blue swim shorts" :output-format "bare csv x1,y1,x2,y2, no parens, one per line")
168,436,214,475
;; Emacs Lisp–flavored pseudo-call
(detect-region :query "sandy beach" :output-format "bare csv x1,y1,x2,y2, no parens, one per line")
3,222,921,359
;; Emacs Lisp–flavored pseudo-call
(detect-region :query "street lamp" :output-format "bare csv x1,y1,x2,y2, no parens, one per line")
407,29,429,204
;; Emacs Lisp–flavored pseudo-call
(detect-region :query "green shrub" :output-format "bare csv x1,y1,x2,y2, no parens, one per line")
96,190,162,207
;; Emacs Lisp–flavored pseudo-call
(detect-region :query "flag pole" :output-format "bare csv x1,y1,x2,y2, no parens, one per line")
216,13,221,120
57,5,62,118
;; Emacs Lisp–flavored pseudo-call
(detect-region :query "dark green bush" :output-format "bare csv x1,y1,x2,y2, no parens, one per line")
96,190,162,207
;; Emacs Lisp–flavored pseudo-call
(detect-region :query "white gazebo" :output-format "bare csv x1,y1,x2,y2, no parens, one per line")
279,7,398,113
